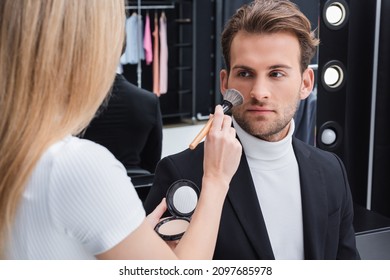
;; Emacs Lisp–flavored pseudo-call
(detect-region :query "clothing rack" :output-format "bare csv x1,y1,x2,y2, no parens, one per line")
125,4,175,10
125,1,175,88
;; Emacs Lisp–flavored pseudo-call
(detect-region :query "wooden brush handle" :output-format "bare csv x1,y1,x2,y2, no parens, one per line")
189,115,214,150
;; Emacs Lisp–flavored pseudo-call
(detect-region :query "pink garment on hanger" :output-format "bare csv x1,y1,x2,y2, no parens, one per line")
152,13,160,96
159,12,168,94
143,12,153,65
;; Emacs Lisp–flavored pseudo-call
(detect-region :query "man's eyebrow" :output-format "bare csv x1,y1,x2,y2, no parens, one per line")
269,64,292,70
231,64,293,71
231,65,255,71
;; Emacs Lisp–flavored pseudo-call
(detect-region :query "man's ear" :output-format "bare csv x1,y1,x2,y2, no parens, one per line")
220,69,229,95
300,67,315,99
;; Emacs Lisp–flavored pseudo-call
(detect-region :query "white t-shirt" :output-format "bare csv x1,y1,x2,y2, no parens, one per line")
6,136,145,259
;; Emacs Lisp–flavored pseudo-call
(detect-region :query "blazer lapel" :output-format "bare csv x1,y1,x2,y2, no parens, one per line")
227,152,275,259
293,139,328,259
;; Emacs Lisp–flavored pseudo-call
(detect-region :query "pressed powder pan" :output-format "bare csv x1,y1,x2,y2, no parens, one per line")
154,179,200,241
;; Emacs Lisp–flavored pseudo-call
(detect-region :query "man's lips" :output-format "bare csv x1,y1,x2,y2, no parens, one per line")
246,106,274,114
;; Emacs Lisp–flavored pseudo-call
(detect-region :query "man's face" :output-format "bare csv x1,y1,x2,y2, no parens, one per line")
220,31,313,142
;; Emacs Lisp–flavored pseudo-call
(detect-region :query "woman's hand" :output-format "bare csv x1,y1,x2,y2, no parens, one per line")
203,105,242,189
145,198,179,250
145,198,167,228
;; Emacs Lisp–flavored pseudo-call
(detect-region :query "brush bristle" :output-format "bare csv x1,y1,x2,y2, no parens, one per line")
224,88,243,106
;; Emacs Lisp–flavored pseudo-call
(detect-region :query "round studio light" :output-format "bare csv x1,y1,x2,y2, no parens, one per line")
317,121,343,151
321,128,337,145
324,65,344,88
323,0,349,30
321,60,346,91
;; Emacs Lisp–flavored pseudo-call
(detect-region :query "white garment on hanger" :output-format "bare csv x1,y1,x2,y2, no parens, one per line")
123,13,145,65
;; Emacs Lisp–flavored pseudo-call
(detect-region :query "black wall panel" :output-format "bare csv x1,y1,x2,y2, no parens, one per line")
371,0,390,217
317,0,390,217
317,0,377,206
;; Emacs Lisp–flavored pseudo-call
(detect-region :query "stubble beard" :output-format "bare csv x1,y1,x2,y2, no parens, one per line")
232,98,301,142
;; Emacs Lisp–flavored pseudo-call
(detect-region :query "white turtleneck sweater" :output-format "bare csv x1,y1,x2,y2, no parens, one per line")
233,118,304,260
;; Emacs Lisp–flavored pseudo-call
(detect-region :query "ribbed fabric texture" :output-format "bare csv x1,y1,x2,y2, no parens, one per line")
6,136,145,259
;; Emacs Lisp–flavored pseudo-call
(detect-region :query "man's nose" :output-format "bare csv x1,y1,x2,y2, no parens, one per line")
249,78,271,100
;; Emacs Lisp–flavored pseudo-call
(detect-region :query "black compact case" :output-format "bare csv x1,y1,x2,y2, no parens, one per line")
154,179,200,241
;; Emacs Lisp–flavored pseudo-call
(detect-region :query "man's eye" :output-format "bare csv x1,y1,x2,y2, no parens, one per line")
238,71,251,78
270,71,283,78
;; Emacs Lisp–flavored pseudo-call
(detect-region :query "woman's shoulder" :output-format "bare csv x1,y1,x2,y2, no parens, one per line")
49,136,116,160
44,136,124,179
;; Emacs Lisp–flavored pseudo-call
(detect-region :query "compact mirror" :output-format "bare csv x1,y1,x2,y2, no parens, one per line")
154,179,200,241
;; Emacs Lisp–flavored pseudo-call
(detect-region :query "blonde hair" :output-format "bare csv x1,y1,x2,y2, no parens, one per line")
0,0,125,256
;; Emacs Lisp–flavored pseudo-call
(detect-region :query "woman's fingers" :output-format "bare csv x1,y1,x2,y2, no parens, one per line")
145,198,167,228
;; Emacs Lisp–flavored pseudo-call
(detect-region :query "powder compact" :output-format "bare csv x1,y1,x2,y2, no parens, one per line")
154,179,200,241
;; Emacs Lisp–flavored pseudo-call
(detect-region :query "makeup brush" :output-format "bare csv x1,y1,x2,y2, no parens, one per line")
189,89,243,150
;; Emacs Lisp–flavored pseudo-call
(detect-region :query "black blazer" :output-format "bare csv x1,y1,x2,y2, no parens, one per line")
144,137,360,259
83,74,163,173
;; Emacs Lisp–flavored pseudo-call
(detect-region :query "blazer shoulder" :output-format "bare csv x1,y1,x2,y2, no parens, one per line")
165,143,204,162
157,144,205,178
114,75,158,105
292,137,341,163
